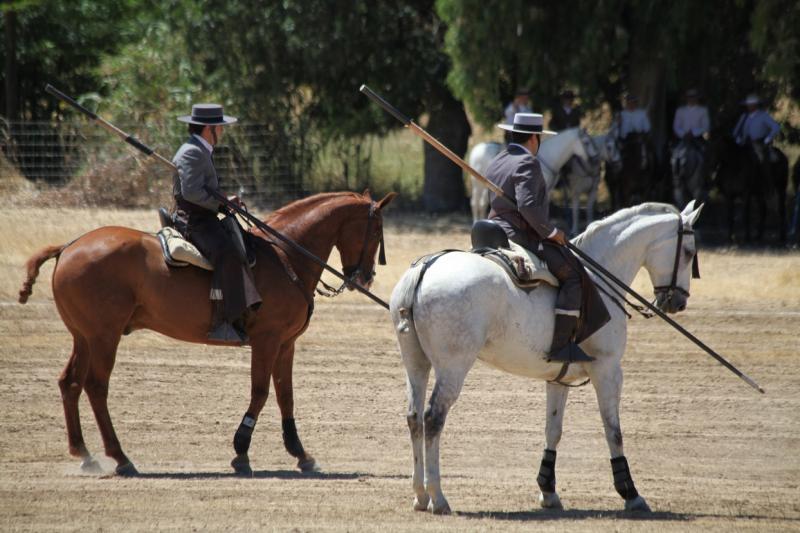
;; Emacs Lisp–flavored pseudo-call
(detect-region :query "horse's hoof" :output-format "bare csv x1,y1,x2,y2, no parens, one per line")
231,454,252,477
80,456,103,474
413,495,430,512
624,495,651,512
428,498,451,515
114,461,138,477
539,491,564,510
297,457,321,473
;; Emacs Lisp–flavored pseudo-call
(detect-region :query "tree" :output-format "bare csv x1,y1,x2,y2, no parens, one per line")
163,0,470,210
436,0,787,155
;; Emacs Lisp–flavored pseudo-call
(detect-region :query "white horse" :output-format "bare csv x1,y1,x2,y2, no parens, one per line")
468,128,593,221
561,132,622,236
390,201,704,515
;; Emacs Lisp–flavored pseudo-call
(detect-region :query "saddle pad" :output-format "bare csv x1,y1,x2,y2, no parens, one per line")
157,227,213,270
483,241,559,289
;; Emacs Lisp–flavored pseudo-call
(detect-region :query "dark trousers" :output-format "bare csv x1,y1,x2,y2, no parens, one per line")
182,214,261,323
511,235,582,314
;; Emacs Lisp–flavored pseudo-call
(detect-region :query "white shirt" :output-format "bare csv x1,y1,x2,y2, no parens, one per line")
504,102,532,125
673,105,709,137
619,109,651,138
192,133,214,154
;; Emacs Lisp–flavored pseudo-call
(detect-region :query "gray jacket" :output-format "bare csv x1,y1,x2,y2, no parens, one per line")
487,143,554,246
172,136,221,213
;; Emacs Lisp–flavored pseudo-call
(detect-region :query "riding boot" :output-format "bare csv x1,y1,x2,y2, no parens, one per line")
208,297,249,344
546,314,593,363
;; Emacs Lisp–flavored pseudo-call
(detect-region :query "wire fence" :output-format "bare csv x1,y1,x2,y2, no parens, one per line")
0,120,318,208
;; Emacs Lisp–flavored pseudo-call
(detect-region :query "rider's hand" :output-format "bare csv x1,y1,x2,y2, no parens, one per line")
227,195,244,208
547,229,568,246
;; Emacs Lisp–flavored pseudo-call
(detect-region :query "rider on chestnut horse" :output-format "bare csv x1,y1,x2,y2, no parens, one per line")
173,104,261,343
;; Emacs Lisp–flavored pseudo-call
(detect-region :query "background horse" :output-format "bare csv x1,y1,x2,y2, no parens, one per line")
670,139,707,207
18,191,395,476
468,141,503,221
390,201,704,515
713,137,788,244
468,128,593,221
561,131,620,235
606,133,654,209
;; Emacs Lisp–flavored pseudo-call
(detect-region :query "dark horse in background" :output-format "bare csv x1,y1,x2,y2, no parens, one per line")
789,158,800,245
18,191,395,476
605,133,655,210
713,137,788,244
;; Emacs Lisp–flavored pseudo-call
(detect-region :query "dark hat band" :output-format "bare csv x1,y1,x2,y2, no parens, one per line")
513,123,544,133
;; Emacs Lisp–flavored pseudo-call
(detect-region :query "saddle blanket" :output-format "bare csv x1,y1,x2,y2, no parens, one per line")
156,227,213,270
480,241,559,289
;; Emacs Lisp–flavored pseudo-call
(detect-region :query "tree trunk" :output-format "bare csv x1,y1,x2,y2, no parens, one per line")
422,89,472,212
4,9,19,121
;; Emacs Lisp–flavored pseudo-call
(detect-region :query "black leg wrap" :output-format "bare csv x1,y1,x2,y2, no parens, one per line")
282,418,305,458
611,456,639,501
233,412,256,455
536,449,558,493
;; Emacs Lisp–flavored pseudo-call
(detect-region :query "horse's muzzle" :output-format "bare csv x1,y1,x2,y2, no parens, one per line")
656,291,688,314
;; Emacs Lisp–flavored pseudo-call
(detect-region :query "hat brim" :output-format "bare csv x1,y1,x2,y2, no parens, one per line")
498,123,557,135
177,115,238,125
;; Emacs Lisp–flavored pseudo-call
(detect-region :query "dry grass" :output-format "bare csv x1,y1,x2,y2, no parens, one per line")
1,207,799,532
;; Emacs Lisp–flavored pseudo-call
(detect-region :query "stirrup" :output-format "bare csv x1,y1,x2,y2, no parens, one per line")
546,343,594,363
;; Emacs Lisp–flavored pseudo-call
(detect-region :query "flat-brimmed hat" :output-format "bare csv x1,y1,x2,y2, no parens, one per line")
623,92,638,103
685,88,699,98
742,94,761,105
178,104,238,125
560,89,576,99
498,113,556,135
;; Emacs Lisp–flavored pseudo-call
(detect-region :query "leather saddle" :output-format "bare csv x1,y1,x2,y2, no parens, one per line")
470,220,558,290
156,207,254,270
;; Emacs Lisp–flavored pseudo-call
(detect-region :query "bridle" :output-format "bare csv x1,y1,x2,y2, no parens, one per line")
316,202,386,297
652,216,700,301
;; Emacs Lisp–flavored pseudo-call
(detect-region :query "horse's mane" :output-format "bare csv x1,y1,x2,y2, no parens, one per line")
573,203,680,246
267,191,368,223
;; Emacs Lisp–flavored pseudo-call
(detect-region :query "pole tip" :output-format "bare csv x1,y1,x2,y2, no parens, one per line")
359,84,368,93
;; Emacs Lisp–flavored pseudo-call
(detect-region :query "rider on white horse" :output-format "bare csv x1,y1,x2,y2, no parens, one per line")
489,113,610,363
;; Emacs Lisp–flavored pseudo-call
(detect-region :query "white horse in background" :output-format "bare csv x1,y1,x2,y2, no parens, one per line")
468,141,503,221
561,132,622,235
390,201,705,515
468,128,593,221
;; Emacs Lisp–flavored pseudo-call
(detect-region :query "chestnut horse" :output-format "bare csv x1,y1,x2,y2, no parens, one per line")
18,191,395,476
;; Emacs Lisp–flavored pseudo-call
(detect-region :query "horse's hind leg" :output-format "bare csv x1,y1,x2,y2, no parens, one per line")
400,334,432,511
58,335,96,471
272,341,318,472
587,361,650,512
83,334,137,476
537,382,569,510
424,366,470,515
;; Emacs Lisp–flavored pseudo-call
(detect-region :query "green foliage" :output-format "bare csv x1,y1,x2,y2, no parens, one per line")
1,0,144,120
750,0,800,100
436,0,786,131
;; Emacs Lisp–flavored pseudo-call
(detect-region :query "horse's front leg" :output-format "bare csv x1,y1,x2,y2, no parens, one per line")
230,336,280,476
273,341,319,472
587,360,650,512
537,382,569,510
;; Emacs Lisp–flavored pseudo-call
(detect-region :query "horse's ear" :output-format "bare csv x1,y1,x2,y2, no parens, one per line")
681,200,697,216
683,202,705,227
377,192,398,210
362,188,372,199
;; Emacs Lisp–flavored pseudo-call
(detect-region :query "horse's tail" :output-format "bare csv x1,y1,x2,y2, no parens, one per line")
392,261,426,335
18,244,65,304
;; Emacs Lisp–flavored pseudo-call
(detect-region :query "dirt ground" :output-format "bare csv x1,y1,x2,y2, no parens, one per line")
1,207,799,532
